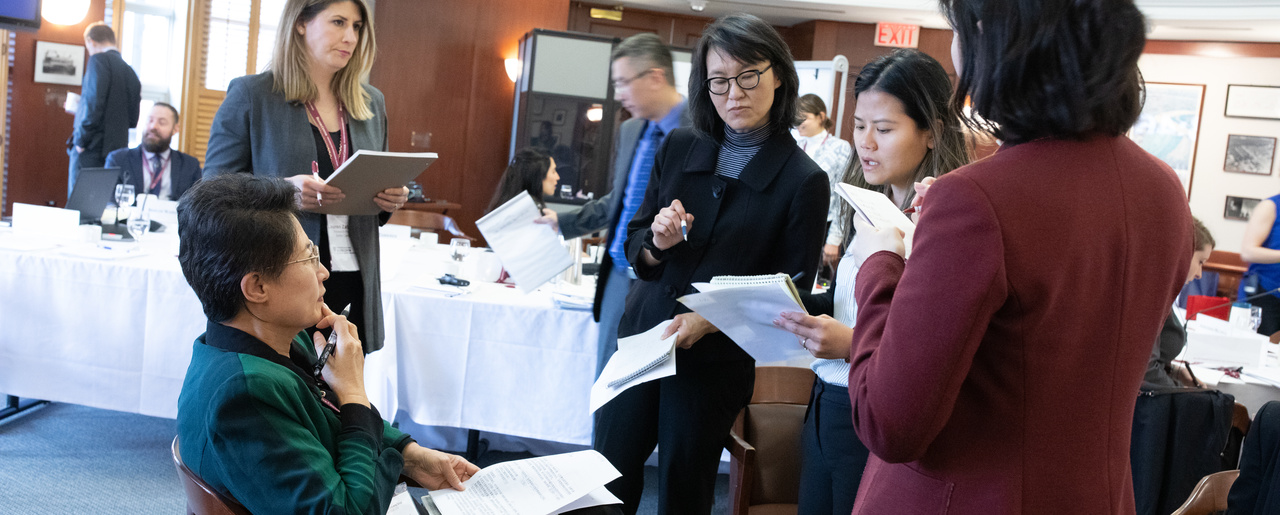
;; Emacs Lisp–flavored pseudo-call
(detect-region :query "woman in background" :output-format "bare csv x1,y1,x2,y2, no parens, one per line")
775,48,967,515
1144,217,1215,389
486,147,559,213
793,94,853,269
204,0,409,353
1240,195,1280,335
839,0,1192,512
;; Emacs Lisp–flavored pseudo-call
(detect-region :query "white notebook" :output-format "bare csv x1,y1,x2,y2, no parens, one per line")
678,273,812,363
835,182,916,257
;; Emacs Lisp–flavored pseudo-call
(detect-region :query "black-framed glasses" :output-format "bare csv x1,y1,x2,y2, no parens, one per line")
705,64,773,95
612,68,653,89
280,243,320,269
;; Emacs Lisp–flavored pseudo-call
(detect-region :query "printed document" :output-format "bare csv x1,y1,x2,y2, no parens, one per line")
475,192,573,293
835,182,916,256
678,274,811,363
426,450,621,515
591,321,677,413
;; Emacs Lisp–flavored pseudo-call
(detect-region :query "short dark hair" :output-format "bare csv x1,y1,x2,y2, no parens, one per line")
688,13,799,141
84,22,116,45
487,147,552,213
177,174,302,323
154,102,180,124
796,94,833,132
1192,216,1215,252
939,0,1147,144
612,33,675,87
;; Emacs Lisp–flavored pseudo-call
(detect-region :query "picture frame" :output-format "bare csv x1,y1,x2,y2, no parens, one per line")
1225,85,1280,120
1224,134,1277,175
552,109,566,126
1128,82,1205,196
34,41,84,86
1225,195,1262,221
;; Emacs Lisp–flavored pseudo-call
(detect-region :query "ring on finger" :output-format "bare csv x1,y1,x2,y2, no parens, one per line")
801,337,809,348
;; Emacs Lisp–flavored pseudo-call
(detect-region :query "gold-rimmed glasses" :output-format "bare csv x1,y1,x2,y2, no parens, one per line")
281,243,321,269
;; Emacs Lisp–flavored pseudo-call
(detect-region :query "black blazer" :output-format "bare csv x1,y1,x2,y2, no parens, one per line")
621,127,829,362
70,50,141,161
105,146,203,201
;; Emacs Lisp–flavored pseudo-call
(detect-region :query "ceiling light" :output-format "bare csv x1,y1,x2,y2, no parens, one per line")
43,0,89,26
690,0,707,12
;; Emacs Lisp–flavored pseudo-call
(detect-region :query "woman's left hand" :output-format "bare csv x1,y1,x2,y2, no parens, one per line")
401,443,480,491
848,216,905,268
661,312,718,349
773,312,854,360
374,187,410,212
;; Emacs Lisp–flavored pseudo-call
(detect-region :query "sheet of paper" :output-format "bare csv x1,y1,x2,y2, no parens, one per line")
678,284,811,363
428,450,621,515
475,192,572,293
551,487,622,514
835,183,916,256
13,203,80,241
141,196,180,232
591,321,677,413
387,484,419,515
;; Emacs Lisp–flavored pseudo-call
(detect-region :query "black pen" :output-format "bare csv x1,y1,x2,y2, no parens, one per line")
314,304,351,381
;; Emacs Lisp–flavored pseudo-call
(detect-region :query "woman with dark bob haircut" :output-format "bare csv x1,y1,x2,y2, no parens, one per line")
841,0,1192,513
592,12,829,514
485,146,559,213
175,174,477,513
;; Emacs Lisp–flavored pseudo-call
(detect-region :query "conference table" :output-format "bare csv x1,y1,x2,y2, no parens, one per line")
0,230,600,446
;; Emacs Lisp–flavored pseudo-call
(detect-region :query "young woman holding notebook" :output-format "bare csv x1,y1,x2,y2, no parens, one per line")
773,48,968,515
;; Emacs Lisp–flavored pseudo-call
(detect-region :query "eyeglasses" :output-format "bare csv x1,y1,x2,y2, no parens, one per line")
612,68,653,90
705,64,773,95
280,243,320,269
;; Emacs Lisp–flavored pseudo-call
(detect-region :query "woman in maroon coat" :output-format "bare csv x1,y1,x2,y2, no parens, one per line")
842,0,1193,513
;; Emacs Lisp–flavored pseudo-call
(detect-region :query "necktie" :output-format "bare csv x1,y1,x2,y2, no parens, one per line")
150,154,164,196
608,124,665,266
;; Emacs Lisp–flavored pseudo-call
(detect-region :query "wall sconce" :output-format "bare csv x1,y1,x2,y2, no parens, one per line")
504,58,521,83
586,104,603,123
43,0,90,26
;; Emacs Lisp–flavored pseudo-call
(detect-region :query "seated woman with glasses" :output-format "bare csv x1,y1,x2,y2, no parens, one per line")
592,13,829,514
175,173,477,514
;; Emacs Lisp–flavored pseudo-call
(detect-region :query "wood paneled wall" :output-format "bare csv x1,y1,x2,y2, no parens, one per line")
4,1,108,215
568,2,709,48
370,0,569,240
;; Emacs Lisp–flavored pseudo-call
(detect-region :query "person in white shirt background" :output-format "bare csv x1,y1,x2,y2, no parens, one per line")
792,93,852,270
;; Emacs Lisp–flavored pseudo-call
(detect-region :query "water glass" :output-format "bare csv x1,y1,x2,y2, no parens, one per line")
1251,305,1264,332
114,184,135,208
128,211,150,242
560,184,572,199
450,238,470,262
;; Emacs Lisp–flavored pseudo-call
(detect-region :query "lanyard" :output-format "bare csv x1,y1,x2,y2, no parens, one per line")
801,132,830,152
142,151,172,194
303,101,349,170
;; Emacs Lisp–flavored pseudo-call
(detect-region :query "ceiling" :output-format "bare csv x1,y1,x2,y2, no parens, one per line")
614,0,1280,43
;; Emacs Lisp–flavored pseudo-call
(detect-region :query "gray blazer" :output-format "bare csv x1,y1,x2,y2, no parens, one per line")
203,72,390,351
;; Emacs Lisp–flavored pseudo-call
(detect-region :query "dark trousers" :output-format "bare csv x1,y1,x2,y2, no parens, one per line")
593,357,755,515
321,271,367,353
1252,293,1280,337
595,266,633,378
798,379,870,515
67,147,103,198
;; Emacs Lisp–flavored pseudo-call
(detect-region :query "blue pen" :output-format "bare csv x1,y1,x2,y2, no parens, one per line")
680,218,688,241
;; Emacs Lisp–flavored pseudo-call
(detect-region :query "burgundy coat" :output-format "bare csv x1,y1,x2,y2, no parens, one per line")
848,136,1191,514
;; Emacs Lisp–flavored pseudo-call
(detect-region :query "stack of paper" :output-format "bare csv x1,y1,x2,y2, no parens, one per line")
835,183,916,256
425,450,621,515
551,283,595,311
475,192,573,293
677,273,811,363
591,321,677,413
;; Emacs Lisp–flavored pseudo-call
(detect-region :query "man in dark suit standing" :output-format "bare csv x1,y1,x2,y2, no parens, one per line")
553,33,687,377
105,103,202,201
67,22,141,197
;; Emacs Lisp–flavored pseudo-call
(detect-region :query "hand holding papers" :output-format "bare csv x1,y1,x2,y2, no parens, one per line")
591,321,677,413
835,183,916,257
677,274,812,363
476,192,573,293
425,450,621,515
311,150,437,216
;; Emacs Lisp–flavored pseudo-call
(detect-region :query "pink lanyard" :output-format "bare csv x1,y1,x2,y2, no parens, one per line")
801,133,830,152
142,152,172,193
303,101,349,169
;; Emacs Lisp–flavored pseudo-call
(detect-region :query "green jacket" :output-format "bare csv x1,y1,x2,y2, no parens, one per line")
177,321,413,514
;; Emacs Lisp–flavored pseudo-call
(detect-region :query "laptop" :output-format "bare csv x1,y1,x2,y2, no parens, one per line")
66,167,122,225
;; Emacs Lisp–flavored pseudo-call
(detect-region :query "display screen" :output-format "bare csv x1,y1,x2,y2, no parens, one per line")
0,0,42,32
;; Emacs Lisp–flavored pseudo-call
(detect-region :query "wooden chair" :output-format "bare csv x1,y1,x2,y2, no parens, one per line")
725,366,816,515
387,210,475,242
1170,470,1240,515
172,437,251,515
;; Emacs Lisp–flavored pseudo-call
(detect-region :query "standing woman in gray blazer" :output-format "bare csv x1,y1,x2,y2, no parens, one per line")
204,0,408,353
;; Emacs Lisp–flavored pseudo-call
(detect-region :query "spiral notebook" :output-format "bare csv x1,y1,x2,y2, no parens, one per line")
590,321,677,413
677,273,812,363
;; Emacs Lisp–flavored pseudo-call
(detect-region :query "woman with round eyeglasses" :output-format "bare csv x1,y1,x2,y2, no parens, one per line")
592,13,829,514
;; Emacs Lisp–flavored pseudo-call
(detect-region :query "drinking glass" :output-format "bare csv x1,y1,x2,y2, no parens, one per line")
450,238,470,262
560,184,572,199
1251,305,1264,332
114,184,135,225
127,210,150,243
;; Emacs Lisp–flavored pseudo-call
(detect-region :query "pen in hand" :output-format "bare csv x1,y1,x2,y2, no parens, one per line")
314,304,351,381
311,160,323,206
680,218,688,241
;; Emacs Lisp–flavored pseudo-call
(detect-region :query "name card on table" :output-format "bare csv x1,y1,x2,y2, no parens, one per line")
140,195,180,232
1184,331,1267,369
12,203,79,241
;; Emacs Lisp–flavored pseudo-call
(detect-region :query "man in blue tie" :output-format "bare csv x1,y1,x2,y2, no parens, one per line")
106,103,202,201
554,33,687,377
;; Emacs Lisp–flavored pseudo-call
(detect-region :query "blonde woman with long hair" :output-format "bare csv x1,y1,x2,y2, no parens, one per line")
205,0,408,355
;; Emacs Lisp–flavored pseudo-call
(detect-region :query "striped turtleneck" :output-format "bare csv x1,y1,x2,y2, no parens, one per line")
715,123,772,179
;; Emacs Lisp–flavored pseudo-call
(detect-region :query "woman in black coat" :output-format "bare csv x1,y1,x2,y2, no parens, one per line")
592,13,829,515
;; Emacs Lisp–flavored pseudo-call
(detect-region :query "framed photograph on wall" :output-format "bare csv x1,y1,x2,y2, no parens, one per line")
34,41,84,86
1225,85,1280,120
1225,195,1262,221
1128,82,1205,195
1224,135,1276,175
552,109,566,125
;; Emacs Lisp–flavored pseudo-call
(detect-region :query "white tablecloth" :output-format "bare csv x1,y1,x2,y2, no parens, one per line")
0,234,599,445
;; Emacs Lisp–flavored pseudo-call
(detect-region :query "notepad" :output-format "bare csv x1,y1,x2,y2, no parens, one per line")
591,321,677,412
678,273,812,363
313,150,438,216
834,182,916,256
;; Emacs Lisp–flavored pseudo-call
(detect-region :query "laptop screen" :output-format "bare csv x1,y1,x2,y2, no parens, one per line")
66,167,122,224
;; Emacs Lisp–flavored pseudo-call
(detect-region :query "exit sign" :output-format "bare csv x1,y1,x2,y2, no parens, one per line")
874,22,920,49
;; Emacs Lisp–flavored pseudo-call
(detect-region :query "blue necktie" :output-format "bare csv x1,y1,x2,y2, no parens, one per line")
609,124,664,266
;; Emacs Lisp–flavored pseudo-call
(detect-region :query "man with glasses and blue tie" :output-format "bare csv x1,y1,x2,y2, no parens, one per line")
544,32,688,378
106,103,202,201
